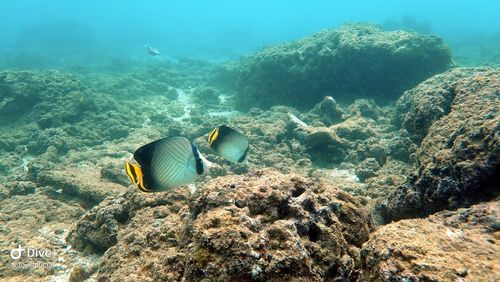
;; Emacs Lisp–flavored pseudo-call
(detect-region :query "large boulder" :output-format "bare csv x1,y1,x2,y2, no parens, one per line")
66,188,188,253
233,24,452,110
393,67,496,143
361,200,499,281
380,67,499,221
69,169,373,281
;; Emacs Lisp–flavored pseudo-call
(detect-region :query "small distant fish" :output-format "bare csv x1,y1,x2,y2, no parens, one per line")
125,137,212,192
145,45,160,56
208,125,249,163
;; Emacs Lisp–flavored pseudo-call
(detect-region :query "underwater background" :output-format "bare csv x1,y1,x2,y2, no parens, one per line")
0,1,499,281
1,0,500,68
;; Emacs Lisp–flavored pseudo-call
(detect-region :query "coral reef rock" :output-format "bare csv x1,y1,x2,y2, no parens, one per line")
0,70,85,124
66,188,189,254
302,126,351,165
233,24,452,110
381,67,499,221
70,169,373,281
309,96,345,125
361,200,500,281
0,193,93,281
394,67,497,143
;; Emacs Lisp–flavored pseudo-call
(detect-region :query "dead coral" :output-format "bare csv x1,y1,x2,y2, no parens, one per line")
72,169,372,281
381,67,500,221
361,200,500,281
233,24,452,110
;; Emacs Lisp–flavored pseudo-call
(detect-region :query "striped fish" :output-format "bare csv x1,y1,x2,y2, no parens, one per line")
125,137,212,192
208,125,249,163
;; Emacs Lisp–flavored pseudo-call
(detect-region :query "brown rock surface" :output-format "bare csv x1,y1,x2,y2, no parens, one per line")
381,67,499,221
71,169,373,281
361,200,500,281
393,68,492,143
0,193,95,281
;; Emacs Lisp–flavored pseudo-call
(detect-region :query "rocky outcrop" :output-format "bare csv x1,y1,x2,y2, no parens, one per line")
302,126,351,165
0,70,139,162
0,70,85,124
69,169,373,281
233,24,452,110
381,67,499,221
66,188,189,254
393,67,496,143
0,193,89,280
361,200,499,281
307,96,345,126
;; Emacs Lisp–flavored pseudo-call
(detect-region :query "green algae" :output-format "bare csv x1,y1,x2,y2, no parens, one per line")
230,24,453,110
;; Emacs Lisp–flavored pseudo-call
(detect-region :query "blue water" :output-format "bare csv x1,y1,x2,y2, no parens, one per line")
1,0,499,67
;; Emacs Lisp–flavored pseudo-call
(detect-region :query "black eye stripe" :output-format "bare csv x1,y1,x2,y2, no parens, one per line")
191,143,204,175
125,163,138,185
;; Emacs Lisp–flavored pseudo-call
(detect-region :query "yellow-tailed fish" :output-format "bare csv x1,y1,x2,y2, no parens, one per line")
125,137,212,192
208,125,249,163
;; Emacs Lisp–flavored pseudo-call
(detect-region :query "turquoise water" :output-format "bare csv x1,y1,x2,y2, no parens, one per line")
1,0,499,67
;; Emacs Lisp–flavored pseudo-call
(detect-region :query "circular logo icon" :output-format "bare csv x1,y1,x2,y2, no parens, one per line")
10,245,25,260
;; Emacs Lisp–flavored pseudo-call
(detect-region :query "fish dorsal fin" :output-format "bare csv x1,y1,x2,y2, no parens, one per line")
218,125,232,135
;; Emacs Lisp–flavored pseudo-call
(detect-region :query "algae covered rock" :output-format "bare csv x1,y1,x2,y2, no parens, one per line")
308,96,345,125
75,169,372,281
355,157,381,181
333,117,379,141
234,24,452,110
302,126,351,165
0,193,87,279
347,99,380,120
361,201,499,281
381,67,499,221
0,69,85,124
66,188,190,254
192,86,220,105
393,67,495,143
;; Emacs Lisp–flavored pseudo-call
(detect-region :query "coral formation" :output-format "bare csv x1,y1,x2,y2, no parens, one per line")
355,158,381,181
381,67,499,221
71,169,372,281
0,69,141,165
231,24,452,110
361,200,499,281
0,70,85,124
393,67,495,143
308,96,345,126
192,86,220,105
